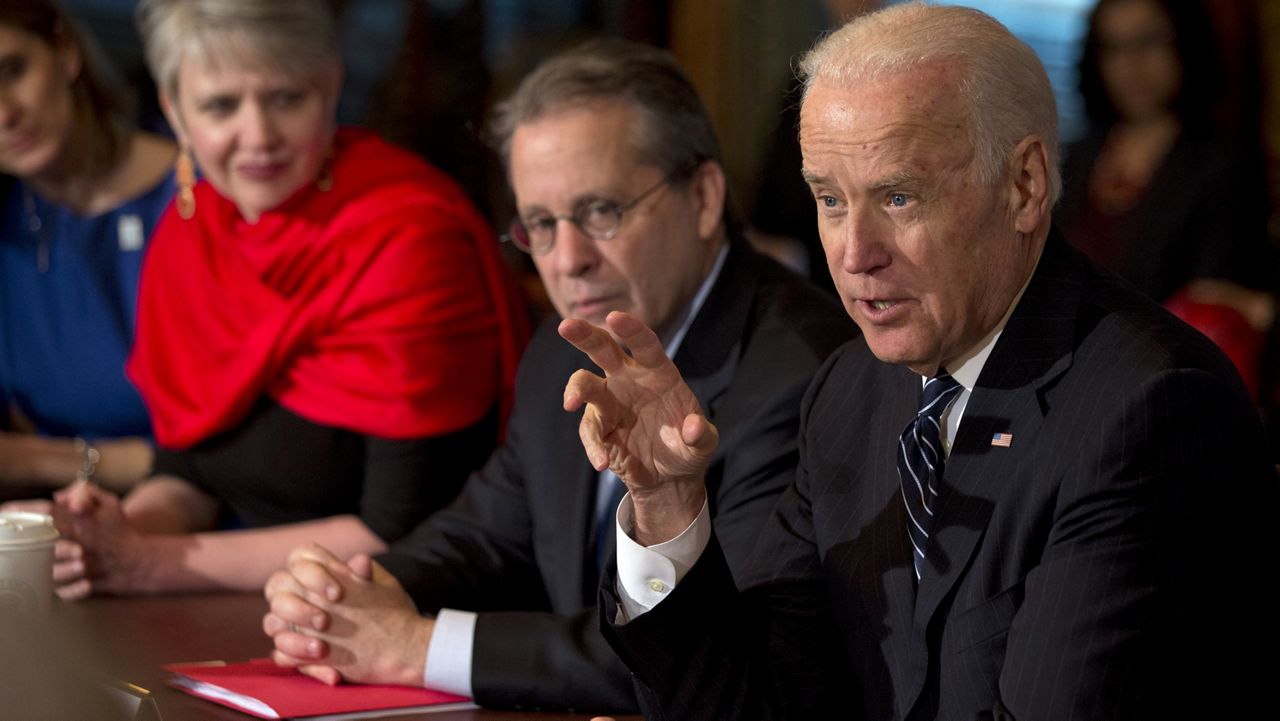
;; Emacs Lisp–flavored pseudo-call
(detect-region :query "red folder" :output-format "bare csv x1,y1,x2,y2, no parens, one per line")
165,658,474,719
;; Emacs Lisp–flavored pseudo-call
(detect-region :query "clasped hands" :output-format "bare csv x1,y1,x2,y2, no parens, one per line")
260,312,715,683
263,543,432,687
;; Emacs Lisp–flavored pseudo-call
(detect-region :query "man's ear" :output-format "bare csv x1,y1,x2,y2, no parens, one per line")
690,160,727,241
1009,135,1051,235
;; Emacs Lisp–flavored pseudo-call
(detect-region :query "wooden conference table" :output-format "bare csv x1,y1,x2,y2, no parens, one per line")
51,593,641,721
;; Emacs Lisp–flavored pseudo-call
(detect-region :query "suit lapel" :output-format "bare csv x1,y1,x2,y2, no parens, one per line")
905,237,1084,709
671,240,758,414
536,337,605,607
873,370,933,720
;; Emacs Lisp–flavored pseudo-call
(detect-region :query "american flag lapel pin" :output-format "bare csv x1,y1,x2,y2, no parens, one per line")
991,432,1013,448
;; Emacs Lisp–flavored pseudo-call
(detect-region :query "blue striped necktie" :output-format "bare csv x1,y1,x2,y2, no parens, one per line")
898,370,963,579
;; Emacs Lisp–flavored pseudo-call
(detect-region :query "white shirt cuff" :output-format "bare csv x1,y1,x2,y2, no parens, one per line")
614,493,711,623
422,608,476,697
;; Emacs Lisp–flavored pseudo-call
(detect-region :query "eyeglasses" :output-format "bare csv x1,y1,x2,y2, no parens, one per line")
503,163,696,256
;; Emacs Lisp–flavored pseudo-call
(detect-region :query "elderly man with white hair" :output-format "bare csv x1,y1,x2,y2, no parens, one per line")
563,4,1276,719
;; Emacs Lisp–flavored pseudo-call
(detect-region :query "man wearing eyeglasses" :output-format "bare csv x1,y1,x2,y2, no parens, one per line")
260,38,854,714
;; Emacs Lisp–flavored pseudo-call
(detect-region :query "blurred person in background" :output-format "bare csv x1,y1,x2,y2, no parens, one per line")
22,0,528,599
0,0,174,499
1057,0,1276,395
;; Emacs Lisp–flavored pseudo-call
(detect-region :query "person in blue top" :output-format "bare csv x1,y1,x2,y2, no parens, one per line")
0,0,175,496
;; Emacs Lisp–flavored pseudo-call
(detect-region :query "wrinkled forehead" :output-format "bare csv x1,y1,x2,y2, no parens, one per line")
511,102,651,188
799,70,975,167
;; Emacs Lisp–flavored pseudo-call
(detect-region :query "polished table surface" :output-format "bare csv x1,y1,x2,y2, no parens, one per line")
52,593,639,721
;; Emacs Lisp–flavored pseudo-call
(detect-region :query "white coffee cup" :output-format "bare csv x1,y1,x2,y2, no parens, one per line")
0,511,59,619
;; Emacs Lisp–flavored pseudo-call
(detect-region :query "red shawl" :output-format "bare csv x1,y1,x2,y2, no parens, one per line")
129,129,528,449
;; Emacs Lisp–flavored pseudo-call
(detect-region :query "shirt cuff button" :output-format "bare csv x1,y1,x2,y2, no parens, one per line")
647,579,668,593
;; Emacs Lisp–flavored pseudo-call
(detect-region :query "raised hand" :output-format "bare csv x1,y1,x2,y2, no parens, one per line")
559,311,717,544
264,544,432,687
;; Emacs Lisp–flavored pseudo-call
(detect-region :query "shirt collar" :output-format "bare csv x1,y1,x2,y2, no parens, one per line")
661,243,730,358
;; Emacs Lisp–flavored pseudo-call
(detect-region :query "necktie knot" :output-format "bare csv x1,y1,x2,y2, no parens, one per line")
919,370,962,420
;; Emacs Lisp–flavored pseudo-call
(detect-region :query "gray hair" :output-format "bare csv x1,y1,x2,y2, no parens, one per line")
800,2,1061,203
135,0,339,101
490,38,723,183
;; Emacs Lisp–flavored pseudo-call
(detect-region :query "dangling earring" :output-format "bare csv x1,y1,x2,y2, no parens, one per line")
175,146,197,219
315,145,334,192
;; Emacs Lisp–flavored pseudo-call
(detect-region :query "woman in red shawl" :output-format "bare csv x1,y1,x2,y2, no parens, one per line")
45,0,528,597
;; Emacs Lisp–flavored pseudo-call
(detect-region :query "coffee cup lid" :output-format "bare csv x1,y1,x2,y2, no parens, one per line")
0,512,59,546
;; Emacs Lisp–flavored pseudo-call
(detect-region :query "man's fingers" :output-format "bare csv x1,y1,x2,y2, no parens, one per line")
558,318,629,373
269,590,330,632
262,611,287,637
578,406,613,471
681,413,720,456
270,651,336,683
287,542,342,567
286,546,344,602
270,627,329,661
298,664,342,686
563,368,610,413
365,558,399,588
264,569,301,601
292,560,345,602
605,311,669,368
346,554,374,581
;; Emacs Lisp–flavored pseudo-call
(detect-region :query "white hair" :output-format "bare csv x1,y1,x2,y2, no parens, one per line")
135,0,339,101
799,2,1061,203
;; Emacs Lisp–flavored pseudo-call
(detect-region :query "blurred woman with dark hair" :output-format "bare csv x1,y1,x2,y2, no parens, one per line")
1057,0,1275,395
0,0,174,495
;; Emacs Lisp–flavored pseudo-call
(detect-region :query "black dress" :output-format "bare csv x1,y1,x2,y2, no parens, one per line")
153,397,496,541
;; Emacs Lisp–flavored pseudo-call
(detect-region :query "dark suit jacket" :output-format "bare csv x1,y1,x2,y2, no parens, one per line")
603,237,1278,720
377,240,855,713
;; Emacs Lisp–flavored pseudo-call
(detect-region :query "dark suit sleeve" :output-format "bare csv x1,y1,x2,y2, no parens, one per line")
376,424,547,615
996,366,1275,720
376,322,570,613
470,606,635,712
601,353,857,721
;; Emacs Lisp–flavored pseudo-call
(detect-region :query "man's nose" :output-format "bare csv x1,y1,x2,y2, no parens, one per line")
549,218,601,278
838,206,892,276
